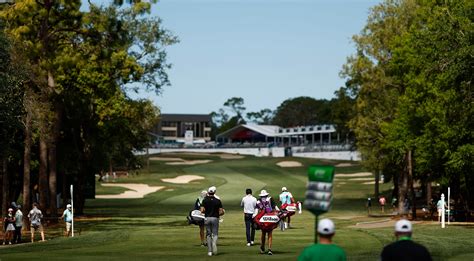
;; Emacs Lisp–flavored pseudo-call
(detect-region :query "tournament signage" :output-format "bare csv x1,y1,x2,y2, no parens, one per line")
304,165,335,243
305,165,335,215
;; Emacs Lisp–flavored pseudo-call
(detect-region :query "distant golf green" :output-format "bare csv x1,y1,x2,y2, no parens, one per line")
1,154,473,260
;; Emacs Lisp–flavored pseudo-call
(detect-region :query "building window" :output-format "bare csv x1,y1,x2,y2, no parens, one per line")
162,121,177,127
162,131,176,137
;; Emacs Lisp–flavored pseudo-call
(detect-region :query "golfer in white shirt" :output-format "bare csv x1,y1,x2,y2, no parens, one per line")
241,188,257,246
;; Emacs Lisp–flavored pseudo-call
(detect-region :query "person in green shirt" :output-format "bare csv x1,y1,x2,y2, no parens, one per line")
298,218,346,261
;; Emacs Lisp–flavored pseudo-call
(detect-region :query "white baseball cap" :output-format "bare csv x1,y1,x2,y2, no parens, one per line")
208,186,217,194
282,187,287,192
259,190,269,197
67,204,72,209
394,219,412,233
317,218,335,235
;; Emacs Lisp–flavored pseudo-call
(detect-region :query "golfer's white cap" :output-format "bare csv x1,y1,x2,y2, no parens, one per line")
67,204,72,209
317,218,335,235
282,187,287,192
259,190,269,197
8,208,13,212
394,219,412,233
208,186,217,194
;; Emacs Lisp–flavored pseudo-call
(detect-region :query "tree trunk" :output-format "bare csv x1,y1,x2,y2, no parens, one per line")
426,174,432,206
374,169,380,199
398,153,409,216
407,150,416,219
23,109,32,213
109,157,113,176
39,136,49,210
2,157,8,217
48,104,61,218
48,142,57,218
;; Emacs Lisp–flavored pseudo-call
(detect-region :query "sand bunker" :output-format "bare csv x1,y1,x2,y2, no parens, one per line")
277,161,303,167
149,157,183,161
96,183,164,199
166,160,212,166
348,177,374,181
363,181,376,185
335,172,372,177
335,163,356,167
161,175,204,184
219,154,244,159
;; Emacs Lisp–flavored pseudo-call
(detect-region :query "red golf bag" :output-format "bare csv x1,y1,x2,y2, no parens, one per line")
253,210,280,232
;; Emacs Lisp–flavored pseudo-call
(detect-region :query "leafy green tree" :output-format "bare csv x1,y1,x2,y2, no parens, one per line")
0,27,25,215
246,109,274,125
341,0,419,203
272,97,331,127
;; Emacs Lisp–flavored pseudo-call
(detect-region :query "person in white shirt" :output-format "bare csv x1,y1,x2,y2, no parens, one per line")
241,188,257,246
279,187,294,228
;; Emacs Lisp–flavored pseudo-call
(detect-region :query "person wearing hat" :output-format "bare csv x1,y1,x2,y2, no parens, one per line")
200,186,224,256
279,187,295,229
298,218,346,261
256,189,279,255
13,205,23,244
380,219,432,261
3,208,16,245
60,204,73,237
241,188,257,246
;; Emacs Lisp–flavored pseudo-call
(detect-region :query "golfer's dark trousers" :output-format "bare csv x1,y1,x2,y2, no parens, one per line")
13,225,22,243
244,213,255,243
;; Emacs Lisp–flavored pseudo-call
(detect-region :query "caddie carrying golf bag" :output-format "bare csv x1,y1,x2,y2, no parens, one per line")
254,210,280,232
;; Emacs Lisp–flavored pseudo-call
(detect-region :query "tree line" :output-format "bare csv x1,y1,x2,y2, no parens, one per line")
211,96,354,142
0,0,177,217
341,0,473,214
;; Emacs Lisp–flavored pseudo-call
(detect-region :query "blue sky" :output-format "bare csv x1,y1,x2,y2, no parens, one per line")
102,0,380,114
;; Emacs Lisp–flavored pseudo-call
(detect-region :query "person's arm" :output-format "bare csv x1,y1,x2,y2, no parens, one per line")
200,206,205,214
241,198,244,207
219,208,225,216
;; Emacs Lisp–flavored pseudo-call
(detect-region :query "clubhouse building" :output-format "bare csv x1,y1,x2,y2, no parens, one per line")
153,114,212,143
216,124,338,145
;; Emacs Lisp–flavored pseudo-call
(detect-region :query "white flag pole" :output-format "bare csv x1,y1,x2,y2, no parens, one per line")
70,184,74,237
447,187,450,225
441,193,445,228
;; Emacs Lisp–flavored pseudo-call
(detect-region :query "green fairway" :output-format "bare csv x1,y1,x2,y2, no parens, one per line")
1,154,473,260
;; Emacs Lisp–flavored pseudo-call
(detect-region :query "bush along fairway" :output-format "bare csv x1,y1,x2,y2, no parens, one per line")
1,154,473,260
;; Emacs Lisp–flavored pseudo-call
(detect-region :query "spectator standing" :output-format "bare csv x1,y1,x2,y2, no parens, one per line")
13,205,23,244
200,186,224,257
60,204,73,237
380,219,432,261
366,197,372,215
297,218,346,261
28,203,45,242
241,188,257,246
3,208,16,245
379,196,386,213
436,197,447,222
